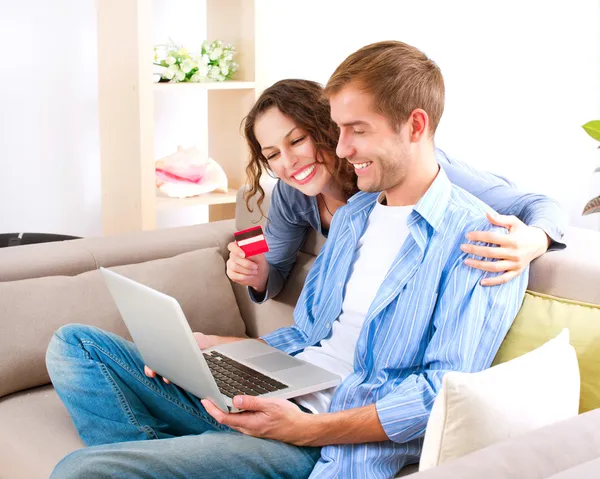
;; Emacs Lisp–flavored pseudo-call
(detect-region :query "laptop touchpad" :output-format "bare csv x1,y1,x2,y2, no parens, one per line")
246,352,301,373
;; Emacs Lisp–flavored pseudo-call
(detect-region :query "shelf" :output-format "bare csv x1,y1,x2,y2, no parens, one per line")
97,0,257,234
153,81,256,91
156,188,238,209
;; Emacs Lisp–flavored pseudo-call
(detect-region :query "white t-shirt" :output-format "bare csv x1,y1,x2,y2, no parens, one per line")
294,196,414,414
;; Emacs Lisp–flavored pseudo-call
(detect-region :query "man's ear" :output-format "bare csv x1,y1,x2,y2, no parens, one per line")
408,109,429,142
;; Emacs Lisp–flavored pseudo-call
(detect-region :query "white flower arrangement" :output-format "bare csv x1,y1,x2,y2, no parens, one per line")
154,40,238,83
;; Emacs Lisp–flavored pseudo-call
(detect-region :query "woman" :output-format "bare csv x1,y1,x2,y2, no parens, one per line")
226,79,564,302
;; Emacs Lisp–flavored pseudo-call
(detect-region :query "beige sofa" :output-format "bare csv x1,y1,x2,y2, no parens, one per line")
1,189,599,479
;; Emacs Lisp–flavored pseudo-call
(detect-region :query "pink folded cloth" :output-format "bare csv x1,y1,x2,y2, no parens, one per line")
155,165,207,185
155,146,228,198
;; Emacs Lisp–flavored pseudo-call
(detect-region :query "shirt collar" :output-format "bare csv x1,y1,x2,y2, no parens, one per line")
411,166,452,233
346,166,452,232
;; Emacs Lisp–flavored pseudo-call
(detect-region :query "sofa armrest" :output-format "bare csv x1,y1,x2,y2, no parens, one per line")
528,226,600,304
412,409,600,479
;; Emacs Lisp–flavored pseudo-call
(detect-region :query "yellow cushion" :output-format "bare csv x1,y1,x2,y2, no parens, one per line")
493,291,600,413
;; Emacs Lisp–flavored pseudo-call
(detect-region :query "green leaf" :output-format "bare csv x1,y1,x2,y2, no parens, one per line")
582,195,600,216
582,121,600,141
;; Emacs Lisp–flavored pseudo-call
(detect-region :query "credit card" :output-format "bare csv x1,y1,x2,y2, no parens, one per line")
234,225,269,257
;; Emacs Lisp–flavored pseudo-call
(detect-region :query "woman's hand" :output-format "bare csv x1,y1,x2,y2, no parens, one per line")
461,211,551,286
226,241,270,293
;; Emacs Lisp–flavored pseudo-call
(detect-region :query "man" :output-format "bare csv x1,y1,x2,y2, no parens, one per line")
47,41,528,479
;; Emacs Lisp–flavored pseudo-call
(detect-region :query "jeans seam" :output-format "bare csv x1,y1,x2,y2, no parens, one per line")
97,362,159,440
79,338,229,432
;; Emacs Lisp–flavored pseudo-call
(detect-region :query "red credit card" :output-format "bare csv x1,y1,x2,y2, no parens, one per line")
234,225,269,257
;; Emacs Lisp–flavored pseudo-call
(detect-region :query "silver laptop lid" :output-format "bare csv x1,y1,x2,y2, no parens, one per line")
99,267,229,412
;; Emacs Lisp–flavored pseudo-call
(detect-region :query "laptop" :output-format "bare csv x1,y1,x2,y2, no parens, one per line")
100,267,341,413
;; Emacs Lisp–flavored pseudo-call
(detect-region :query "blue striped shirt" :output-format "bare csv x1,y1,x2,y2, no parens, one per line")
252,148,564,303
261,167,529,478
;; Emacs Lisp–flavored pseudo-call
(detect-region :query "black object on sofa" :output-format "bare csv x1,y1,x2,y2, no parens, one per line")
0,233,81,248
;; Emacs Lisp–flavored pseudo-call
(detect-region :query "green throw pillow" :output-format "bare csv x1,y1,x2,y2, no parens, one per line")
493,291,600,413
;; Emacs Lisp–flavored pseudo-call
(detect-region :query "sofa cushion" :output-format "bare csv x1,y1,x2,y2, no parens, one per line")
0,247,245,399
420,329,580,470
547,457,600,479
493,291,600,412
0,220,236,283
0,240,97,282
0,385,83,479
414,408,600,479
232,251,316,339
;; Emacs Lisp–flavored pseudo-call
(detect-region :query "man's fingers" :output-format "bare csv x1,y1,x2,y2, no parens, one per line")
233,395,269,411
480,270,520,287
201,399,251,429
464,258,512,274
145,365,170,384
202,399,227,422
460,244,518,261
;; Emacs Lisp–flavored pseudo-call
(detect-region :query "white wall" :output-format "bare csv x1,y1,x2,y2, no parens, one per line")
0,0,101,237
153,0,208,161
152,0,212,229
256,0,600,230
0,1,598,236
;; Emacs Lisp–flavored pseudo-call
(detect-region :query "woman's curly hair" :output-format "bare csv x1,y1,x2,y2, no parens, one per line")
241,79,358,216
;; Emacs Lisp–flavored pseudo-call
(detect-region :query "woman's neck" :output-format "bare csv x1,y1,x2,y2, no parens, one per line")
320,178,348,204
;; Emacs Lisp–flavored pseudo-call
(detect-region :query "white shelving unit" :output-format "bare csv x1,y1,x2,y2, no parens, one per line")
156,188,239,208
153,81,256,91
97,0,261,235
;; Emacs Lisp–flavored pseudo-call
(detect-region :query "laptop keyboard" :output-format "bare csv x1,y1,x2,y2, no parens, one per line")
203,351,289,398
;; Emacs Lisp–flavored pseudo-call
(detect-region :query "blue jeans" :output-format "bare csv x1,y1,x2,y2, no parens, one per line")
46,324,322,479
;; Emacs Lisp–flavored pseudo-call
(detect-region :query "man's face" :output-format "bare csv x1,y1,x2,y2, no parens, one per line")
329,84,411,193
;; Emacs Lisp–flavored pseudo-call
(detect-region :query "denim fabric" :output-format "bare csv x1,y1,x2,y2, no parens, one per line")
46,324,321,479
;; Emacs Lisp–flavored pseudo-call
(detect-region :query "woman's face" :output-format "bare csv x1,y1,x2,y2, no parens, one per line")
254,107,334,197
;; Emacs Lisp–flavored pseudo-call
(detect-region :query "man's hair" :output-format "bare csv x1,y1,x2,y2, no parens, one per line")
324,41,445,134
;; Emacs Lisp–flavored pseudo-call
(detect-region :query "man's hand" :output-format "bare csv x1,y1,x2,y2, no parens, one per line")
144,333,245,384
226,241,270,293
461,211,551,286
202,396,316,446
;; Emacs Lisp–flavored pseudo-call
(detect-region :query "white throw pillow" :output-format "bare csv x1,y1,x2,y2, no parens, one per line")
419,329,580,471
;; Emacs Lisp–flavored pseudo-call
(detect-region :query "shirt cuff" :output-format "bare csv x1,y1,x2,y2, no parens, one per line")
530,219,567,252
260,326,306,354
247,265,287,304
248,286,269,304
374,392,427,444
